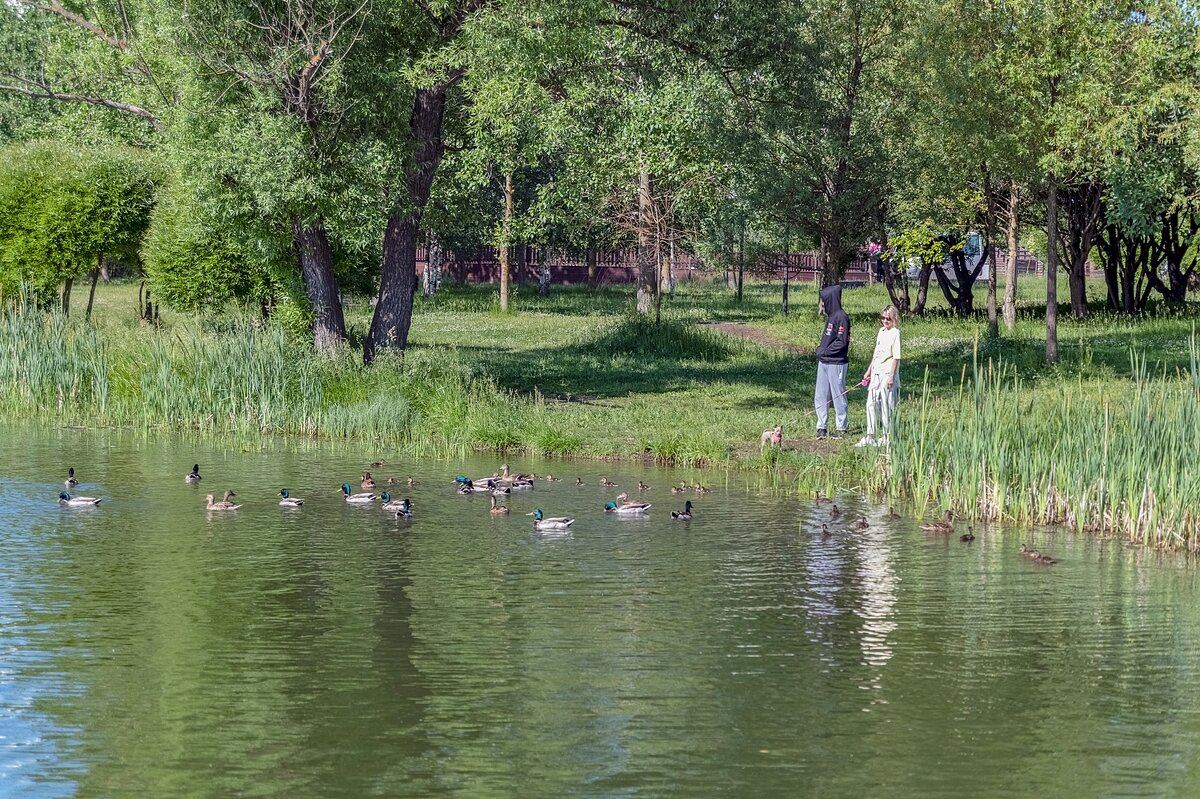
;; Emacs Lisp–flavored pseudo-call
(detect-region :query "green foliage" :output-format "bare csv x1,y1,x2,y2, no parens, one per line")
0,139,155,303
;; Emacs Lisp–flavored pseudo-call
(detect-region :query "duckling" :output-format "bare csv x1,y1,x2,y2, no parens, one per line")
278,488,304,507
543,474,561,482
58,491,101,507
361,472,376,489
693,483,711,494
65,467,79,487
380,492,408,512
340,483,376,503
575,477,585,486
671,500,693,520
1018,544,1037,558
393,498,413,519
600,478,618,488
671,485,686,494
1038,552,1058,565
370,459,387,469
821,523,832,540
456,479,476,495
205,491,241,511
185,464,202,483
814,489,829,506
528,508,574,531
919,510,955,533
638,481,651,492
829,504,841,520
387,477,402,485
885,506,901,520
406,477,416,487
960,527,975,542
489,495,510,515
852,516,870,530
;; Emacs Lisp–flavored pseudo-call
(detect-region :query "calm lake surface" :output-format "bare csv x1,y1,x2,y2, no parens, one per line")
2,425,1199,798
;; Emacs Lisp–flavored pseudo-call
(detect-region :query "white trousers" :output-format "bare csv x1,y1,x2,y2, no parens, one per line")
864,374,898,439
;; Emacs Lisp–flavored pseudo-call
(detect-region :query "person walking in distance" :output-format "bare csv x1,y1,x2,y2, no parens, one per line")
856,304,901,447
814,285,851,438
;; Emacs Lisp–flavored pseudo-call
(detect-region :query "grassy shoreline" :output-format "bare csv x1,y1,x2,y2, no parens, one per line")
4,278,1199,549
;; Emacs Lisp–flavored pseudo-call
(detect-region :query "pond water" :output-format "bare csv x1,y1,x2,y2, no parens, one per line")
1,426,1199,798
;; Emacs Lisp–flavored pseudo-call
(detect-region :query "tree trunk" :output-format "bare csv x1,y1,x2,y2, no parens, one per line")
636,161,656,315
781,235,790,316
1002,182,1020,331
983,173,999,337
291,215,346,353
914,260,933,315
538,247,550,297
499,172,512,311
62,277,72,316
819,232,842,288
586,249,598,287
736,221,745,303
366,86,447,364
85,262,100,320
423,233,442,298
1046,171,1059,362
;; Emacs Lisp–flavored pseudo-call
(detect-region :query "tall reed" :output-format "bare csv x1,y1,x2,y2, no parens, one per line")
885,334,1200,550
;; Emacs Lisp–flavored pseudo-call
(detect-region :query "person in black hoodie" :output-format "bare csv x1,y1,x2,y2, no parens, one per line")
814,285,851,438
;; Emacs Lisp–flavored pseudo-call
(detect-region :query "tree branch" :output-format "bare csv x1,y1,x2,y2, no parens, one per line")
0,76,160,126
29,0,130,50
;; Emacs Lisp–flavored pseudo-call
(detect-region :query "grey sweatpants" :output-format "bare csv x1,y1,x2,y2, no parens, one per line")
815,362,848,432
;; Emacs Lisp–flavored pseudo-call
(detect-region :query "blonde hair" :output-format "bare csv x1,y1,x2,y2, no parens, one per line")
880,305,900,327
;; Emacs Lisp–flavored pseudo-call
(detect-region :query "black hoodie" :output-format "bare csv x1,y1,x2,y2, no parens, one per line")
815,285,850,364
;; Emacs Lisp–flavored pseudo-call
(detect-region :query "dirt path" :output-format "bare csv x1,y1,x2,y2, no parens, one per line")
699,321,810,354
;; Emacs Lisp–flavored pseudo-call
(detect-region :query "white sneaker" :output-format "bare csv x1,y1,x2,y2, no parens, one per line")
854,435,875,448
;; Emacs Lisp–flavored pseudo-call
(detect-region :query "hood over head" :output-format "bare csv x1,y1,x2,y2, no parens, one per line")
820,284,843,316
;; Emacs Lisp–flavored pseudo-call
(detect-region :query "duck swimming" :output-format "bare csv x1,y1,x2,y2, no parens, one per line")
851,516,870,530
960,527,975,542
489,495,510,515
278,488,304,507
340,483,376,503
919,510,955,532
185,464,202,483
528,509,574,531
65,467,79,487
206,490,241,511
380,492,409,512
605,493,651,514
58,491,101,507
671,500,693,520
361,472,377,489
829,504,841,520
600,478,618,488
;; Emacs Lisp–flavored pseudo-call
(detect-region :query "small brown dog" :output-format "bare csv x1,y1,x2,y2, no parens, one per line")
760,425,783,452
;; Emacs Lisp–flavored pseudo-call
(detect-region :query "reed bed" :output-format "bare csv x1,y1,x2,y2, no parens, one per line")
886,335,1200,550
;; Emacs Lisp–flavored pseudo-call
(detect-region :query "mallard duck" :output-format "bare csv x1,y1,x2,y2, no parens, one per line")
600,478,618,487
671,500,693,520
885,506,901,520
206,491,241,511
1037,552,1057,565
393,498,413,519
454,475,493,491
919,510,955,532
960,527,975,542
499,463,534,482
1019,543,1037,558
361,472,376,489
821,523,832,539
638,481,651,492
380,492,408,511
370,459,387,468
58,491,101,506
507,478,535,491
851,516,870,530
185,464,202,483
489,495,510,515
278,488,304,507
605,495,652,514
829,504,841,520
485,479,512,495
814,489,830,506
529,508,574,531
65,467,79,487
340,483,376,503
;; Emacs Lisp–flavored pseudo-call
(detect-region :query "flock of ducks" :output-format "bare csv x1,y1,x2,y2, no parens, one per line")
53,466,1058,562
